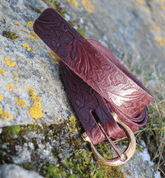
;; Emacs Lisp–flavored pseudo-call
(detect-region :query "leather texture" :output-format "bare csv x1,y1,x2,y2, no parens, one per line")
33,8,154,145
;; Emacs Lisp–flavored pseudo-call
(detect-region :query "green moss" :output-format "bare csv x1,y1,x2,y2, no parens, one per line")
42,0,87,39
30,5,42,13
43,0,65,17
2,31,18,40
76,28,87,38
1,120,123,178
4,125,23,135
95,141,112,159
52,148,61,158
63,148,124,178
68,20,75,27
44,165,67,178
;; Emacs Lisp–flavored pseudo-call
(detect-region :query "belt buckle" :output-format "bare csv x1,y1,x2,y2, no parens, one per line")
82,112,136,166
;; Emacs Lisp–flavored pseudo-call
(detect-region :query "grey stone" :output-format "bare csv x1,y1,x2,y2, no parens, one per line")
58,0,165,72
27,130,37,139
0,0,74,127
1,164,44,178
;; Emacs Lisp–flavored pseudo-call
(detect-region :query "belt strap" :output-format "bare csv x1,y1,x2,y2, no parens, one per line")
33,8,153,153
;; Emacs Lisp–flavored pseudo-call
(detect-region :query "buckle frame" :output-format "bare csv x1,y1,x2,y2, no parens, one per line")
82,113,136,166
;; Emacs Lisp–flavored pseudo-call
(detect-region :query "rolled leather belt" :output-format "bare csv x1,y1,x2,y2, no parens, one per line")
33,8,153,148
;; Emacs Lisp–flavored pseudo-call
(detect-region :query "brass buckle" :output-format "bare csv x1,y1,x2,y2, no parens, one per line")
82,112,136,166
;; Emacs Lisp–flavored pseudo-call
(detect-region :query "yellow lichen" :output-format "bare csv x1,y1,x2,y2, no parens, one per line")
30,94,41,105
0,93,3,101
27,86,36,94
27,86,42,119
0,68,5,75
27,21,34,28
6,83,14,91
152,24,161,30
69,115,77,122
27,30,40,42
14,77,18,81
154,36,165,46
0,108,13,120
20,28,26,32
28,32,40,42
161,4,165,9
13,22,21,27
16,70,20,74
156,0,163,1
81,0,95,13
1,49,3,52
49,51,60,65
137,0,143,4
13,22,26,32
41,60,47,67
42,45,48,50
21,43,31,51
28,105,43,119
14,97,26,107
4,56,16,67
67,0,78,7
28,34,34,39
68,115,78,132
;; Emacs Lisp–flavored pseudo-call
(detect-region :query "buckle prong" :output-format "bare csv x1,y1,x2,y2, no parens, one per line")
98,122,123,159
82,112,136,166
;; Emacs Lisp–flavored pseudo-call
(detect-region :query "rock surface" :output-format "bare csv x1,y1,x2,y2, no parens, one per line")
0,123,161,178
58,0,165,72
0,0,163,177
1,164,44,178
0,0,74,127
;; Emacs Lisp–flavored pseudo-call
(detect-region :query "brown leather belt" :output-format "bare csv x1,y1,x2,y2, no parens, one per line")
33,8,154,166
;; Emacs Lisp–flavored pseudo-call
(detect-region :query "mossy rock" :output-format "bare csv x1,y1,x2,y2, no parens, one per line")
2,31,19,40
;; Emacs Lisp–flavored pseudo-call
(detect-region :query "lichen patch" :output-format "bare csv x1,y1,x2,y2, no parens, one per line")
0,68,5,75
42,45,48,50
137,0,143,4
13,22,21,27
6,83,14,91
68,115,78,132
21,43,31,51
27,21,34,28
4,56,16,67
0,93,3,101
28,105,43,119
40,60,47,67
16,70,20,74
27,30,40,42
49,51,60,65
14,77,18,81
27,86,43,119
15,97,26,107
154,36,165,46
81,0,95,13
20,28,26,32
0,108,13,120
152,24,161,30
67,0,78,7
27,86,36,94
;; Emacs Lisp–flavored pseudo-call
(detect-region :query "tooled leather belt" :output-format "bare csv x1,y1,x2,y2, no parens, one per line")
33,8,154,166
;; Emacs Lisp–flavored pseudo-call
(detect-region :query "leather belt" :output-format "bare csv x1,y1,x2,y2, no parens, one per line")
33,8,154,166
